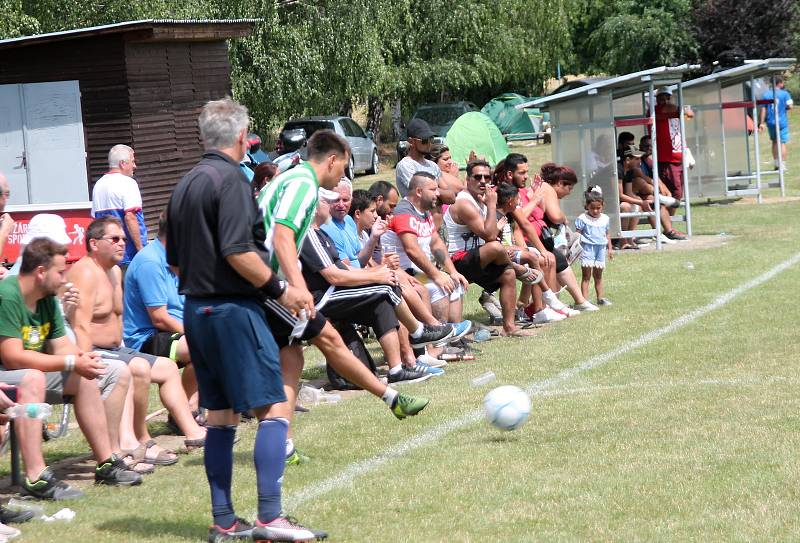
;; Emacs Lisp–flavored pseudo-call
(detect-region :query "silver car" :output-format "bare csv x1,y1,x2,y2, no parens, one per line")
280,116,380,178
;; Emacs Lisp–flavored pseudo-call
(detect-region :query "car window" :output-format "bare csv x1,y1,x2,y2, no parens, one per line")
343,119,365,138
283,121,335,139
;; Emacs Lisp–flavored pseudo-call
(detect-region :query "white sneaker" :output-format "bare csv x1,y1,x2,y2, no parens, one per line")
532,307,567,324
658,233,677,245
417,353,447,368
572,301,599,312
658,195,680,208
0,522,19,539
553,306,581,317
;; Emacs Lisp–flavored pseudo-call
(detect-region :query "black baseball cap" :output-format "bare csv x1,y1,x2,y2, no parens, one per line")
406,118,435,140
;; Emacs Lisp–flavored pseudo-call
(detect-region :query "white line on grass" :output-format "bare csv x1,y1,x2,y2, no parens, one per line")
285,251,800,509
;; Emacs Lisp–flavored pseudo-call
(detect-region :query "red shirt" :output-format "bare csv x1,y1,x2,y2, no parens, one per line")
652,104,683,164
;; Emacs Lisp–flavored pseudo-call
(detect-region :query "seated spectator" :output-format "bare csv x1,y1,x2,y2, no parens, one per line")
67,217,206,468
396,119,458,202
252,161,278,196
384,173,468,324
348,189,386,267
247,133,270,165
369,180,400,220
320,179,362,267
538,163,599,311
617,131,636,156
443,160,536,336
0,239,141,498
639,135,654,178
426,143,465,198
123,211,202,429
302,196,453,382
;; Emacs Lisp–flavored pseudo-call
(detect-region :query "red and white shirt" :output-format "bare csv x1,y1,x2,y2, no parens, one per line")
383,198,436,273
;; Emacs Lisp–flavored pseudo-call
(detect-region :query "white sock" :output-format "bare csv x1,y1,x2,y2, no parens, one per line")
409,323,425,338
382,387,399,407
285,438,294,456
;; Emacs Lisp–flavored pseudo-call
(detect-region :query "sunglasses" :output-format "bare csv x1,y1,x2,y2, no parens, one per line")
98,235,127,244
471,174,492,181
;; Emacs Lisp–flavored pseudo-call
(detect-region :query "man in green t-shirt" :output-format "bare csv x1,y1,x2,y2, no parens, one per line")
0,239,141,499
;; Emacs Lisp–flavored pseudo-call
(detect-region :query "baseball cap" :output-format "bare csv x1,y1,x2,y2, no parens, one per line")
656,86,673,97
623,145,645,158
406,118,435,140
21,214,71,245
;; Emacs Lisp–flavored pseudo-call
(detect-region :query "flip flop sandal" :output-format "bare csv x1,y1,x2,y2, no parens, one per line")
137,439,179,466
120,453,155,474
184,437,206,451
516,266,544,286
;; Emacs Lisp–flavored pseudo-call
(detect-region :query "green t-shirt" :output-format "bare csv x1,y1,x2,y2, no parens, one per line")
257,161,319,273
0,276,65,352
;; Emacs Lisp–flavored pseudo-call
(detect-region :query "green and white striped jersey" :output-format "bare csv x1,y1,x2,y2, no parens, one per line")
257,162,320,273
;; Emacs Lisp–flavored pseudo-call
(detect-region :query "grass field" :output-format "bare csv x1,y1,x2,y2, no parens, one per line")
4,111,800,542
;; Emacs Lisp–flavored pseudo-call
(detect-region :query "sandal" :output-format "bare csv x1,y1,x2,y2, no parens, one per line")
134,439,178,466
515,266,543,286
120,453,155,474
184,437,205,451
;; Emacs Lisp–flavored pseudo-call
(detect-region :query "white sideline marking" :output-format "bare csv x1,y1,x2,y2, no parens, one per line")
285,251,800,509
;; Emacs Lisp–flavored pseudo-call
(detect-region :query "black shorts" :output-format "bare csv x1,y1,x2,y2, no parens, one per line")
451,246,509,293
141,332,186,366
541,236,569,273
262,298,328,349
320,284,401,339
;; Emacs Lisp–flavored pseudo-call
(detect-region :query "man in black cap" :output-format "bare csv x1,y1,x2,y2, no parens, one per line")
395,119,450,200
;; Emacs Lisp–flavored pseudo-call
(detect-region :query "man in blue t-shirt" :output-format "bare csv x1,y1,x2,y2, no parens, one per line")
320,179,363,267
123,212,197,414
759,76,794,170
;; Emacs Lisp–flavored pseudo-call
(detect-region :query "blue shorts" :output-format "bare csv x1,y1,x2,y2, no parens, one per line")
184,296,285,413
768,124,790,143
580,243,607,269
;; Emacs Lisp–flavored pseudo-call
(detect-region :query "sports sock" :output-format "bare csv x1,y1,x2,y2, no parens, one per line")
255,418,289,524
285,438,294,457
409,323,425,338
382,387,399,407
204,425,237,528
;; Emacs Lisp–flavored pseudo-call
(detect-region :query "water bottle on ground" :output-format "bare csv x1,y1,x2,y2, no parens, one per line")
471,371,496,387
7,498,44,519
5,403,52,420
298,385,341,406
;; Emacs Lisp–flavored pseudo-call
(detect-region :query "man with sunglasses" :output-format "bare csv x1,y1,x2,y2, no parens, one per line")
396,119,443,199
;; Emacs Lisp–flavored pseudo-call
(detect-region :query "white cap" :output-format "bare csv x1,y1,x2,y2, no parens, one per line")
21,214,71,245
656,86,673,96
318,187,340,201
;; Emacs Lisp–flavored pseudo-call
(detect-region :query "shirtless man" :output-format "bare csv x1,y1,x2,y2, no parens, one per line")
67,217,205,466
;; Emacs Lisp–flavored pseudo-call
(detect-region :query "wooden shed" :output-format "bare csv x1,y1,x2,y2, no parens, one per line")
0,19,255,261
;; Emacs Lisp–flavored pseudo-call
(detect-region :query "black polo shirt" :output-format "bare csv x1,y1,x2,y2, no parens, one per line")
166,150,269,297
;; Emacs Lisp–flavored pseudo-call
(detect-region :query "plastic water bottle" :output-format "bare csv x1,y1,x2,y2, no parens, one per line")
298,385,341,406
471,371,497,387
7,498,44,519
5,403,52,420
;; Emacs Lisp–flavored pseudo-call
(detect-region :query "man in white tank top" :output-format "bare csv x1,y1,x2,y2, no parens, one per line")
443,160,531,336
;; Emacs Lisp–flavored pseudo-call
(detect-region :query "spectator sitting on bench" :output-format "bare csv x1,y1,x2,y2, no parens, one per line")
123,210,204,433
0,239,141,499
67,217,206,468
443,160,535,336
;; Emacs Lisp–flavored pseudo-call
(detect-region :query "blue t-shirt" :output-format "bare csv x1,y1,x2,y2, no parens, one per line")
762,89,792,128
123,239,184,351
575,212,610,245
321,215,362,268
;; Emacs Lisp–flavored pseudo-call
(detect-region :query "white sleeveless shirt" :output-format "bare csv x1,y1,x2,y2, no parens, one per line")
444,191,486,254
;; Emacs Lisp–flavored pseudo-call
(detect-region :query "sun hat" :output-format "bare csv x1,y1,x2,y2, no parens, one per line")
21,214,71,245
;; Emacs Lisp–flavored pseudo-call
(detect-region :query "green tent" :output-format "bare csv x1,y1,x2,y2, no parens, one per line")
445,112,510,169
481,93,537,136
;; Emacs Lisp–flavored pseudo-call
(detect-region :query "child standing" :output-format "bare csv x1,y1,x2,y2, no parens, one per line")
574,186,613,306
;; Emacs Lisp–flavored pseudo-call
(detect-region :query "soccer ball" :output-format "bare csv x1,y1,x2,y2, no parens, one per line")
483,385,531,431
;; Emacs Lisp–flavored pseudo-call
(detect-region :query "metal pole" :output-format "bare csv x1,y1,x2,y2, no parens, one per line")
719,83,730,196
677,80,691,237
772,74,786,195
650,81,662,250
751,75,763,204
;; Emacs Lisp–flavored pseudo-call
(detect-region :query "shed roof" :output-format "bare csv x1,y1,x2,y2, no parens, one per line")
680,58,796,89
0,19,258,51
518,65,696,109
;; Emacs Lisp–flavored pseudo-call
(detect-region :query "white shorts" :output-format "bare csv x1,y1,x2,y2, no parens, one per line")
425,282,464,304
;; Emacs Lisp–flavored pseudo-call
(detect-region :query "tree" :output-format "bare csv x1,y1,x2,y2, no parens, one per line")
692,0,800,67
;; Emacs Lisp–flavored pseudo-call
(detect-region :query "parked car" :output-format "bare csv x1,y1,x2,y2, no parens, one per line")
279,115,380,178
396,101,478,162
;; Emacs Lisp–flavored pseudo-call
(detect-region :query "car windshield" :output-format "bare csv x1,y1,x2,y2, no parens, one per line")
413,106,464,127
283,121,335,139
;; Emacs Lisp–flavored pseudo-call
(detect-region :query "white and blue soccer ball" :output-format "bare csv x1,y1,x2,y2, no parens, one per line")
483,385,531,431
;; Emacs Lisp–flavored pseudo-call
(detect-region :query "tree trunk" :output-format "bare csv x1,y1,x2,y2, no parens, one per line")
366,96,384,145
338,97,353,118
391,98,402,141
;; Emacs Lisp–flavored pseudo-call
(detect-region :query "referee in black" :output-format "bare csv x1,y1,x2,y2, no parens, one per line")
167,97,324,542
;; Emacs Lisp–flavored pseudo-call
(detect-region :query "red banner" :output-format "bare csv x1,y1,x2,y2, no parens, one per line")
1,209,92,265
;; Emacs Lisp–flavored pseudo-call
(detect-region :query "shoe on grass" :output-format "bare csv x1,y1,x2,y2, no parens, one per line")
95,455,143,486
441,320,472,346
416,353,447,368
410,323,454,349
532,307,567,324
391,392,430,420
572,301,599,312
657,233,677,245
408,362,444,376
553,305,580,318
286,449,310,466
21,467,84,500
479,291,503,323
598,298,613,306
253,515,320,541
664,229,687,241
207,517,253,542
0,505,34,524
387,367,432,385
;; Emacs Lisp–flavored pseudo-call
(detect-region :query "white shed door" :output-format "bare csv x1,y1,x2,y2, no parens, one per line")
0,84,30,205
